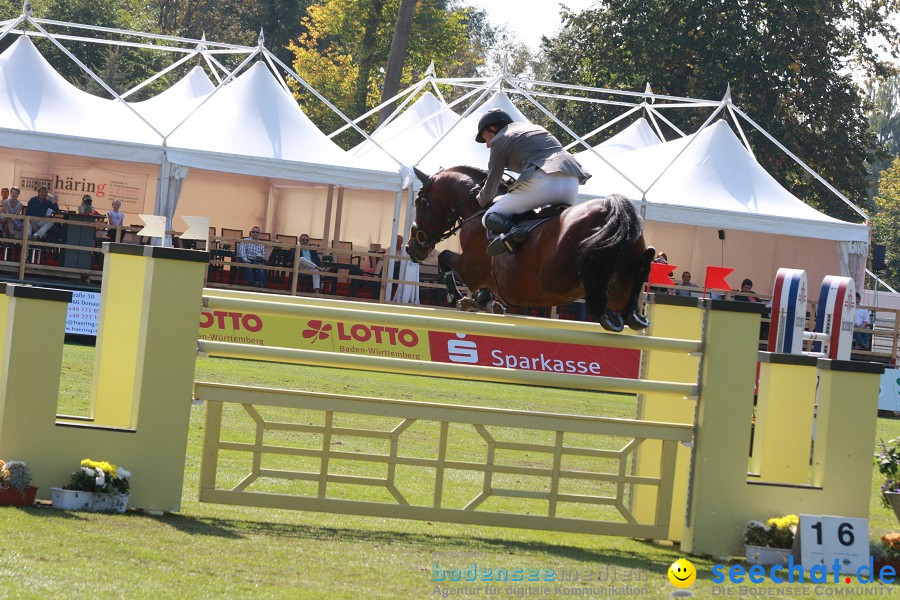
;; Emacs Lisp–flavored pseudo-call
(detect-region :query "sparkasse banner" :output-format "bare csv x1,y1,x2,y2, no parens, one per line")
199,309,641,380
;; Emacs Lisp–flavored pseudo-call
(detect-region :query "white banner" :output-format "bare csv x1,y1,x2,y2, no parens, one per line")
14,159,148,211
879,367,900,413
65,291,101,336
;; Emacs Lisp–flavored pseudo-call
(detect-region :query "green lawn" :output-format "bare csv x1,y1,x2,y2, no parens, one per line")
0,343,897,598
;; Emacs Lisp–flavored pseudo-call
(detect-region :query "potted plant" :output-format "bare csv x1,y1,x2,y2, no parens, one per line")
875,438,900,521
0,459,38,506
51,458,131,513
744,514,798,566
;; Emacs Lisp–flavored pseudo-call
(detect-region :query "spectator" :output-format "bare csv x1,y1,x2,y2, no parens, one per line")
0,187,8,203
77,194,101,216
650,251,671,295
734,278,760,303
106,199,125,241
25,185,59,240
235,226,267,287
853,292,871,350
296,233,326,293
674,271,700,298
1,186,24,239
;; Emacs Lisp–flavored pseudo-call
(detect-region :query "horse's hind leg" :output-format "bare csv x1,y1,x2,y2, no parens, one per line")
438,250,464,306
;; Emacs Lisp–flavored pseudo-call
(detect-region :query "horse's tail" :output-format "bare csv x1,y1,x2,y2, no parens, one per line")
576,194,642,317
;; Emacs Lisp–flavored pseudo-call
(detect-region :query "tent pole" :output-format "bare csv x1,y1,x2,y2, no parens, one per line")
323,185,334,248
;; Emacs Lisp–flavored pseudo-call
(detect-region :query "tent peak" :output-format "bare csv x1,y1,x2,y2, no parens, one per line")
723,83,732,103
257,28,265,47
22,1,31,17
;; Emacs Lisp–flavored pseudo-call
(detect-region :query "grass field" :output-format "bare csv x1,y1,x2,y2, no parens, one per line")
0,343,898,598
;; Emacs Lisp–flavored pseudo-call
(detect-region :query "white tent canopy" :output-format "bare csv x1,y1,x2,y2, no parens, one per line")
576,120,867,243
594,118,661,153
165,62,402,192
131,65,214,136
0,36,163,164
350,91,459,170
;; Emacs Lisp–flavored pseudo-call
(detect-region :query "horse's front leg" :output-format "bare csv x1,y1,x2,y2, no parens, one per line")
438,250,464,306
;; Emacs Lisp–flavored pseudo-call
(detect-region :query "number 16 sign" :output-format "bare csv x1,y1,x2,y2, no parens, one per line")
798,515,868,574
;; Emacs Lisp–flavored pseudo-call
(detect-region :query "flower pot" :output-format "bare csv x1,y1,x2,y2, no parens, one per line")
90,493,129,513
0,485,38,506
745,545,792,566
885,492,900,523
50,487,93,510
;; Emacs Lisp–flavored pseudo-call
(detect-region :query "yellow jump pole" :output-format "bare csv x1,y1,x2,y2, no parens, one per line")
631,294,703,543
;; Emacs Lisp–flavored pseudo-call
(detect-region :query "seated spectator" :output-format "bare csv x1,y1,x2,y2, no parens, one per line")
853,292,871,350
234,226,268,287
673,271,700,298
1,186,24,239
77,194,101,216
296,233,327,293
26,185,60,240
733,278,760,303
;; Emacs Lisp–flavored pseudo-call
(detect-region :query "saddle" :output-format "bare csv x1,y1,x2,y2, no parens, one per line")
490,204,569,255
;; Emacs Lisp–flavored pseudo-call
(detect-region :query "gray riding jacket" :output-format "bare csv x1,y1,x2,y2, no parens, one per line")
476,122,591,208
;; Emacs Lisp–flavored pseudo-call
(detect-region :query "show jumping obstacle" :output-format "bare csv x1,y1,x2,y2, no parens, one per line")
0,252,884,558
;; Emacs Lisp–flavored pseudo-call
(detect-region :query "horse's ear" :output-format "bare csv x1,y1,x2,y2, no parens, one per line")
413,167,430,185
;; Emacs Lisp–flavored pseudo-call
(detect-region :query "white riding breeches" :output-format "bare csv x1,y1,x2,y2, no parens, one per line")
482,170,580,227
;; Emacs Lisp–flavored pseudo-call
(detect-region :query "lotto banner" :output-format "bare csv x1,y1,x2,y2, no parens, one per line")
199,308,641,380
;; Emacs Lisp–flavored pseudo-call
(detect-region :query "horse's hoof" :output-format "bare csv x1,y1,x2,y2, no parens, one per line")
627,311,650,330
600,311,625,332
457,298,478,312
489,301,506,315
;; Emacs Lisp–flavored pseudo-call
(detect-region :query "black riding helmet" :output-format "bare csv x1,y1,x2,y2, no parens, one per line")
475,108,514,143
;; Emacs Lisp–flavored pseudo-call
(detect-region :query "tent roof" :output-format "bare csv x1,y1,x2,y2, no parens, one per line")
0,36,163,164
349,91,459,169
131,66,214,135
594,118,661,153
165,62,401,191
416,91,530,173
577,120,867,242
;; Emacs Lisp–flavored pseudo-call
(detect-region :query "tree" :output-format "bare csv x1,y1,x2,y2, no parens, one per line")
288,0,480,146
871,158,900,290
378,0,417,124
541,0,900,222
867,75,900,197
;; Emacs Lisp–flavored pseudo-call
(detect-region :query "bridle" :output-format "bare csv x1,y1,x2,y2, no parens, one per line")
412,175,483,249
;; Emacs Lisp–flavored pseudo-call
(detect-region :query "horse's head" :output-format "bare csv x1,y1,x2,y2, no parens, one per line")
407,166,483,263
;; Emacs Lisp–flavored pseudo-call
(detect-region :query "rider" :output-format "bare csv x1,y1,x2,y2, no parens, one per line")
474,108,591,255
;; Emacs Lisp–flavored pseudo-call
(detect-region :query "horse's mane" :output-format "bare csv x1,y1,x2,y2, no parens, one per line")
446,165,488,185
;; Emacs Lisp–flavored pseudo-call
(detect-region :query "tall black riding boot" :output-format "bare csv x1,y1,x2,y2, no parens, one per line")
484,212,524,256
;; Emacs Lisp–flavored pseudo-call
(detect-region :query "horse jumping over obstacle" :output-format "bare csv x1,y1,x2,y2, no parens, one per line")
405,166,655,332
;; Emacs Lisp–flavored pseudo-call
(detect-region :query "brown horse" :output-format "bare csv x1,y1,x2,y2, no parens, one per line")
406,166,655,332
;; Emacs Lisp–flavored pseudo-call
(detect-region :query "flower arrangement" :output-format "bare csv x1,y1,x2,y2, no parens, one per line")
744,514,799,549
67,459,131,495
0,459,32,490
875,438,900,505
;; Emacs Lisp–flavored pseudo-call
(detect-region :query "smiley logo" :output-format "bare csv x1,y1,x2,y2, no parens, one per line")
668,558,696,588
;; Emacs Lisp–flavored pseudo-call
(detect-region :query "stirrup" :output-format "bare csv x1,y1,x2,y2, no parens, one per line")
487,234,516,256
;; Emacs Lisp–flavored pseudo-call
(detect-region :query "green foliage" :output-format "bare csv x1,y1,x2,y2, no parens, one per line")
871,157,900,289
288,0,483,146
542,0,900,221
876,436,900,505
67,458,132,495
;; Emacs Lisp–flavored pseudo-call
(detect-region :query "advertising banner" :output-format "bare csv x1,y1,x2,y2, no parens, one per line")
879,367,900,413
199,308,641,380
65,291,101,336
14,159,148,210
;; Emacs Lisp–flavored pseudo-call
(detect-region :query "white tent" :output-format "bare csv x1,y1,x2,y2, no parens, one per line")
0,37,163,163
131,66,214,135
594,118,661,153
577,120,867,243
350,91,459,170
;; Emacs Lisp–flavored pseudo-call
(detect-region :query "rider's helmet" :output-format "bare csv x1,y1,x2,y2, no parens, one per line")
475,108,514,143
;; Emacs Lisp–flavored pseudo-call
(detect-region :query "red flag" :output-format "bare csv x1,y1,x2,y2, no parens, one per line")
704,265,734,291
649,262,677,286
